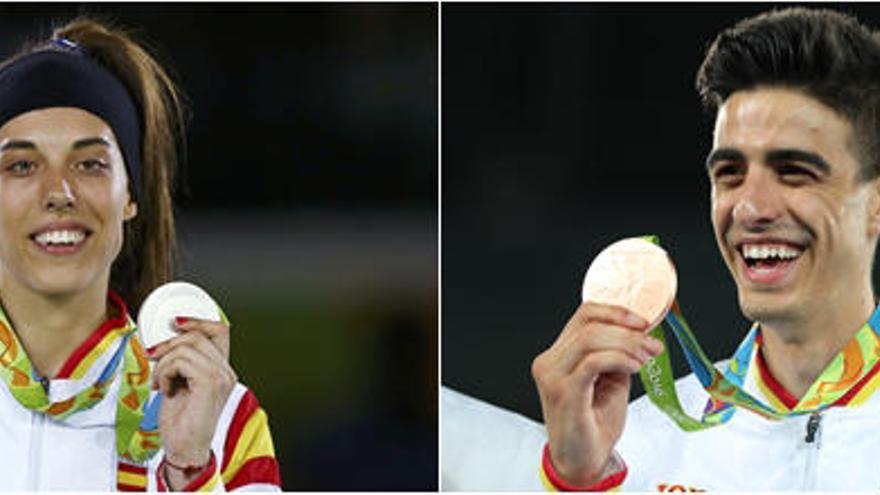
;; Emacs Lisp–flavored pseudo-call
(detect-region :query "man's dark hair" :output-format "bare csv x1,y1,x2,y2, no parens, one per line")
696,7,880,180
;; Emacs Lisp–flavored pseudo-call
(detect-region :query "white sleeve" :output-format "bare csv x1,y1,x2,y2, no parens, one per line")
441,386,547,491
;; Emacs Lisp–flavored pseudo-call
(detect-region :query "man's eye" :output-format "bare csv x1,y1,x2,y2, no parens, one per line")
779,164,811,175
712,164,744,182
6,160,35,175
777,164,816,182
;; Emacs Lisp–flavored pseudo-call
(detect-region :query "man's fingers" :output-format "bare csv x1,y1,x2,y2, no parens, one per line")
571,349,644,387
573,302,650,331
552,301,650,350
533,327,659,394
575,324,662,361
536,348,640,409
532,302,663,411
558,324,663,374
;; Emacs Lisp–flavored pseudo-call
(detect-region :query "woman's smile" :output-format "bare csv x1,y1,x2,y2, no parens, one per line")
29,221,92,255
0,107,135,297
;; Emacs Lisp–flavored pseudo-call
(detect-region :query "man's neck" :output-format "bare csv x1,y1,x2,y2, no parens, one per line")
0,279,108,379
760,292,875,400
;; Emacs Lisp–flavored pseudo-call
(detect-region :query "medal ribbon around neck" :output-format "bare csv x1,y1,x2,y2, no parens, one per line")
0,295,161,462
638,236,880,430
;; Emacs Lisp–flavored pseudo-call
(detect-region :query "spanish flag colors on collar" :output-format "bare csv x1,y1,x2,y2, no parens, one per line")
0,292,160,490
752,325,880,413
541,300,880,491
0,291,282,491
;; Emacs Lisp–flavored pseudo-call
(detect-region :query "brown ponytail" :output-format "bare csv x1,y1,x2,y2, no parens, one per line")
39,17,187,309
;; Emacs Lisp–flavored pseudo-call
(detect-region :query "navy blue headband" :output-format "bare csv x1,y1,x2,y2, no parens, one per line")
0,40,142,199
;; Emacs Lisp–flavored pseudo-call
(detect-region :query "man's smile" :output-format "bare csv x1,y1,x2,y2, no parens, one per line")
734,239,805,286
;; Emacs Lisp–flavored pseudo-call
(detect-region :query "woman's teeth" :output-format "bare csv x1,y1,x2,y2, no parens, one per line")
34,229,86,246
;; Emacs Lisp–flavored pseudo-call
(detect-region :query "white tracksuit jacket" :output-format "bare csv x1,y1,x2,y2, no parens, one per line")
442,357,880,491
0,376,280,491
0,293,280,491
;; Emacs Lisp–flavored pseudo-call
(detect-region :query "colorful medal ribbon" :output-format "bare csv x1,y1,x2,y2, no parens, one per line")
638,236,880,430
0,293,161,462
116,333,162,462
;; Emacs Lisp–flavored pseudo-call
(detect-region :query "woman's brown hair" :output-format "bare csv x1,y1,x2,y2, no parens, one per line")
4,17,186,308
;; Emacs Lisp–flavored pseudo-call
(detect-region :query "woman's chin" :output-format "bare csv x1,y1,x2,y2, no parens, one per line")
21,270,104,299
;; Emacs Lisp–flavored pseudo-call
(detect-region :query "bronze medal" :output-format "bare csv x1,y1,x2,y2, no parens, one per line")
581,237,677,329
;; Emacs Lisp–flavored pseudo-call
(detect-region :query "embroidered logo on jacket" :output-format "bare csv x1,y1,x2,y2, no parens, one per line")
657,483,706,492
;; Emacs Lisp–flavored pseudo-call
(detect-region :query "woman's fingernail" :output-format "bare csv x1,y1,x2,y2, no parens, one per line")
175,316,189,326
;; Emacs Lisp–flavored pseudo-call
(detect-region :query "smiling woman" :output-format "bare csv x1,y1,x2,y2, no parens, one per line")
0,109,136,302
0,18,280,491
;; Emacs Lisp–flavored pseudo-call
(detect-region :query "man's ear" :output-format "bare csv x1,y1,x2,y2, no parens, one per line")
124,200,138,221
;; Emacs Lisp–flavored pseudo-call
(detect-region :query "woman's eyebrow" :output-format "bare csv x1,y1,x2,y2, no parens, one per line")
72,136,111,149
0,136,111,152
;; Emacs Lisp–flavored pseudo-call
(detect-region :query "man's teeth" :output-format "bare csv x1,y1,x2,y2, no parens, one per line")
742,244,802,261
34,230,86,246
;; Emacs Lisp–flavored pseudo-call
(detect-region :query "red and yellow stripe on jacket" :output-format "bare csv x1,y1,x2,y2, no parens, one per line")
538,331,880,492
119,385,281,491
219,387,280,490
540,445,626,492
754,331,880,412
118,463,148,491
157,386,280,491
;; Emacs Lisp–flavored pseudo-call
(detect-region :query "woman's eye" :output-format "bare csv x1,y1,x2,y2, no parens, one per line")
6,160,35,175
77,159,109,172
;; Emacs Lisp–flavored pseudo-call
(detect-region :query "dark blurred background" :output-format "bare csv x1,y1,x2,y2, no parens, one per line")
0,3,437,490
442,3,880,423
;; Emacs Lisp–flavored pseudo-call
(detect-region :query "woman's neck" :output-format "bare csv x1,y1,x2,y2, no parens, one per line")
0,280,108,379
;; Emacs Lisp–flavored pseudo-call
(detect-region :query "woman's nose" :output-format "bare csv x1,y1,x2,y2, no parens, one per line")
43,173,75,211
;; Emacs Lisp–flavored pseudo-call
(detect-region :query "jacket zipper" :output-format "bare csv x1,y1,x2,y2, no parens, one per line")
28,377,50,490
802,412,822,490
29,412,46,490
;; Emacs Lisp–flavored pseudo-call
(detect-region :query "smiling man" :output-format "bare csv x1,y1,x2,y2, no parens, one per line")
527,8,880,491
443,6,880,492
707,86,879,402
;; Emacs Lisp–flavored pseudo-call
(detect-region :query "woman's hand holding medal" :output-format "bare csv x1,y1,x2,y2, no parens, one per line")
140,282,237,489
531,238,674,487
149,317,236,487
